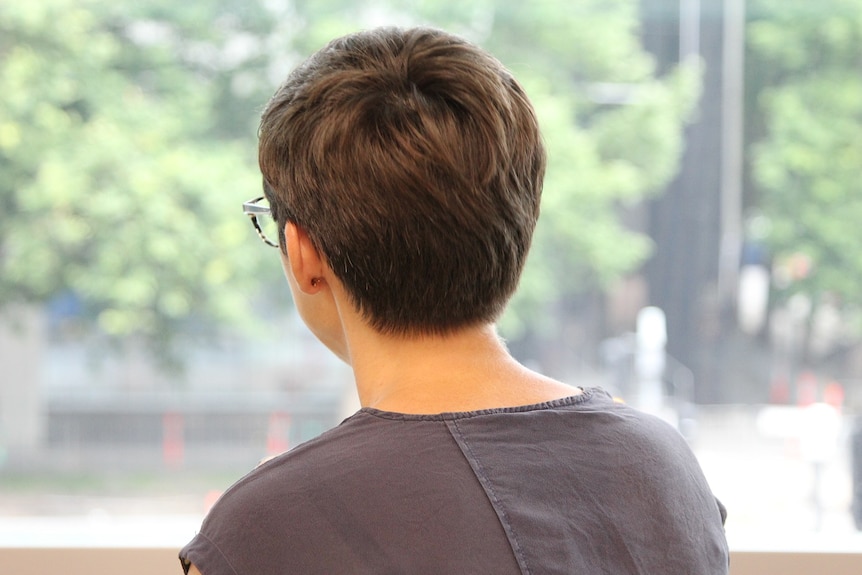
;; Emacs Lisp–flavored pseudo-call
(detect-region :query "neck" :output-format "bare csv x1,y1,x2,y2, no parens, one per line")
348,323,578,414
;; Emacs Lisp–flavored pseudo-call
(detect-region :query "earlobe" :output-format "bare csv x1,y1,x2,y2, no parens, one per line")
284,221,326,295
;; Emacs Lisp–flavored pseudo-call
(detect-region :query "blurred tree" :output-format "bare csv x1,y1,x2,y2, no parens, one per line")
747,0,862,359
0,0,282,366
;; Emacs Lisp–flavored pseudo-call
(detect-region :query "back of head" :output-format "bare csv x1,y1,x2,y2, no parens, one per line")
259,26,546,336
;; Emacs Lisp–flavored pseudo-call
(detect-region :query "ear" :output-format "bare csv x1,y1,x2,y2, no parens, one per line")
284,221,327,294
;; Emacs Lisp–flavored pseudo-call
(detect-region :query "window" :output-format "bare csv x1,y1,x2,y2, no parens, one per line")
1,0,859,556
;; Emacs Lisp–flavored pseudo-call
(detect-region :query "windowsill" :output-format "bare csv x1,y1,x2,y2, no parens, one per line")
1,515,861,575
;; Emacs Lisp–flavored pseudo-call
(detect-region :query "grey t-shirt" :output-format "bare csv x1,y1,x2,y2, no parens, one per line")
180,387,728,574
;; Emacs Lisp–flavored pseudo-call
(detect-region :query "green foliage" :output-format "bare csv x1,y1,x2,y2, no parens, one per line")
748,0,862,310
0,0,279,363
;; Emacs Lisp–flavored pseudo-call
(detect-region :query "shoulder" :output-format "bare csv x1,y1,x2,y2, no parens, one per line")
210,411,404,510
444,388,729,573
566,388,694,450
179,413,408,574
182,409,522,574
198,409,471,541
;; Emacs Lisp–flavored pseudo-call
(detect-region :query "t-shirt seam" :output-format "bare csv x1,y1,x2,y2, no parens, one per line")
447,417,533,575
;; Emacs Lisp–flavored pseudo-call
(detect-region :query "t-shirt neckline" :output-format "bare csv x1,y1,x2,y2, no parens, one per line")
356,387,598,421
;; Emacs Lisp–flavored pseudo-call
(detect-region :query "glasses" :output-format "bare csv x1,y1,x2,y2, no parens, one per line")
242,196,279,248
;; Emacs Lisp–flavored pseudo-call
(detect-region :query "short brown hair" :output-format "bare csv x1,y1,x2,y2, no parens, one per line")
259,27,545,335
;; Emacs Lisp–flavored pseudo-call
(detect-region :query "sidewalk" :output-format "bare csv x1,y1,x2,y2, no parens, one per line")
692,404,859,551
